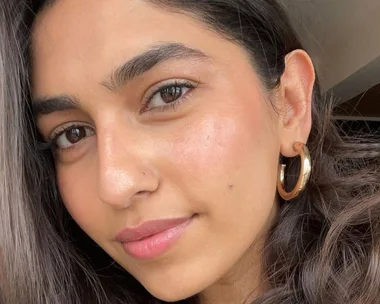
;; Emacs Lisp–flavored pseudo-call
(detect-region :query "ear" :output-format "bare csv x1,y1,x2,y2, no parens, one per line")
277,50,315,157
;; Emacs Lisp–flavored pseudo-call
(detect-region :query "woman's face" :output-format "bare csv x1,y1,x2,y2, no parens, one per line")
31,0,312,301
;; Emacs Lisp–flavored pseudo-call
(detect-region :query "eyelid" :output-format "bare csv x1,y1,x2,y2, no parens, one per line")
49,121,95,141
143,78,198,104
44,79,198,141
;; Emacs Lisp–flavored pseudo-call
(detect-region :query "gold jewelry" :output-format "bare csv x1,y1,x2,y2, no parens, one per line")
277,142,311,200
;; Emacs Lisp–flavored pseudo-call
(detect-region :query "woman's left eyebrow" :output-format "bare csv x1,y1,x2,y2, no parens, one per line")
100,42,210,91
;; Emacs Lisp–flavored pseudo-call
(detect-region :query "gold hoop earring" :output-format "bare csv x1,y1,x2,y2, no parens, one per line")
277,142,311,201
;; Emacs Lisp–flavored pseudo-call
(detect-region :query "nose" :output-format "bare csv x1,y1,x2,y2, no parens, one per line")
97,128,159,209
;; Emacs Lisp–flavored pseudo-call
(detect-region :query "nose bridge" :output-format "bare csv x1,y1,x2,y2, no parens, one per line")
97,124,158,208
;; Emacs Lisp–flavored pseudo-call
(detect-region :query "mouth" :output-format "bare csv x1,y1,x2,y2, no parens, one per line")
115,215,195,260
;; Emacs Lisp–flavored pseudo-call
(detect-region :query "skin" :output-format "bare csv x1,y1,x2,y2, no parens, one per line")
31,0,315,303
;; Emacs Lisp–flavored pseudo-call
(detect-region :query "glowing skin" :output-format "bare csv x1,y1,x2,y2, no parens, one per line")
31,1,315,303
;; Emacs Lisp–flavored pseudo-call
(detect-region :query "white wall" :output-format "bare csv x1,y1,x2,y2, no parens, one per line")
281,0,380,98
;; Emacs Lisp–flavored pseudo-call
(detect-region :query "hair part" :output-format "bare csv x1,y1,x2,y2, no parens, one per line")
1,1,380,303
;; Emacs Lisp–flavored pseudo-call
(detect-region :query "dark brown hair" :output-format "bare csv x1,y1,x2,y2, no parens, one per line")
1,0,380,303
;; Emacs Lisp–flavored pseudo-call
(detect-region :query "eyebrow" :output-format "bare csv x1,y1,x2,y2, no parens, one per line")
32,42,209,116
102,42,209,91
32,94,80,116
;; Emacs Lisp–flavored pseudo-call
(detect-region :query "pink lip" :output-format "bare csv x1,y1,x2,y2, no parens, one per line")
115,216,193,259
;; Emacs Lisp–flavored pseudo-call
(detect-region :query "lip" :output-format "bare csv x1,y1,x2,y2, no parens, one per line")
115,216,194,259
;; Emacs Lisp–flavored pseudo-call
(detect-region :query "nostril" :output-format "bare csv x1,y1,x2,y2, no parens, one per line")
135,190,150,198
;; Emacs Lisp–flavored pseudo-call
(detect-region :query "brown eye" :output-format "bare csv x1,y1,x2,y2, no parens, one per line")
160,86,182,103
54,126,95,149
146,80,195,110
66,127,86,144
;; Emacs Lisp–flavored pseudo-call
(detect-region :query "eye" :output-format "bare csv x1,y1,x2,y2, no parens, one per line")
144,80,196,111
52,125,95,149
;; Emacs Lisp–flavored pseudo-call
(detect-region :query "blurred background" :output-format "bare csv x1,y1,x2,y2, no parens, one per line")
281,0,380,133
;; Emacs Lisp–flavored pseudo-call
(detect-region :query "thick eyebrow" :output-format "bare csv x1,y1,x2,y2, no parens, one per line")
101,42,210,91
32,42,209,116
32,94,80,116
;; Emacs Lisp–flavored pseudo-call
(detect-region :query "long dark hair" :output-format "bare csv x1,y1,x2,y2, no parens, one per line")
1,1,380,303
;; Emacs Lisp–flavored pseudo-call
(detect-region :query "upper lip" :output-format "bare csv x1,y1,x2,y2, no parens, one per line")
115,217,191,243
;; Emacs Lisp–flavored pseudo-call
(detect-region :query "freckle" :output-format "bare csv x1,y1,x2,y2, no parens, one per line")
142,172,146,176
228,184,234,189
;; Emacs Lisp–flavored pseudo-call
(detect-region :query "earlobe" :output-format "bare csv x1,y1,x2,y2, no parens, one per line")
278,50,315,158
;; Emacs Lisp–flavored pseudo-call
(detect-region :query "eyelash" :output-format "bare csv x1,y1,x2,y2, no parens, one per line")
45,123,92,152
42,79,197,152
141,79,197,113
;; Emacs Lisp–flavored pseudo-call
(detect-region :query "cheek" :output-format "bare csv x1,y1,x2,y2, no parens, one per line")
56,158,105,238
164,96,279,218
172,116,242,176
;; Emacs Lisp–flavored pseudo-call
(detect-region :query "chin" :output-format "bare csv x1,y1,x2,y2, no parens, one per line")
138,270,205,303
145,285,198,303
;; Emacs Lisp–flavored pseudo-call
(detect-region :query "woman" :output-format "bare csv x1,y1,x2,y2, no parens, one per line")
1,0,380,303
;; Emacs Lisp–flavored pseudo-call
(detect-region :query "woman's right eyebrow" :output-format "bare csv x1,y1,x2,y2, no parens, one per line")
32,94,79,116
32,42,210,116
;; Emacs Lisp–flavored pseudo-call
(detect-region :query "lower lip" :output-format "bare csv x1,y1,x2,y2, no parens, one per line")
122,217,193,260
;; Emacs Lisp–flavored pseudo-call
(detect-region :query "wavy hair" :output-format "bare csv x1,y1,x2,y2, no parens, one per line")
1,0,380,303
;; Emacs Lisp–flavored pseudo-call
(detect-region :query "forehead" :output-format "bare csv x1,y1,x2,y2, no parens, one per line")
31,0,254,101
33,0,149,58
31,4,187,81
31,1,162,93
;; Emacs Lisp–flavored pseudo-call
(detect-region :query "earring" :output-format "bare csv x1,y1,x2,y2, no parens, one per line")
277,141,311,200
